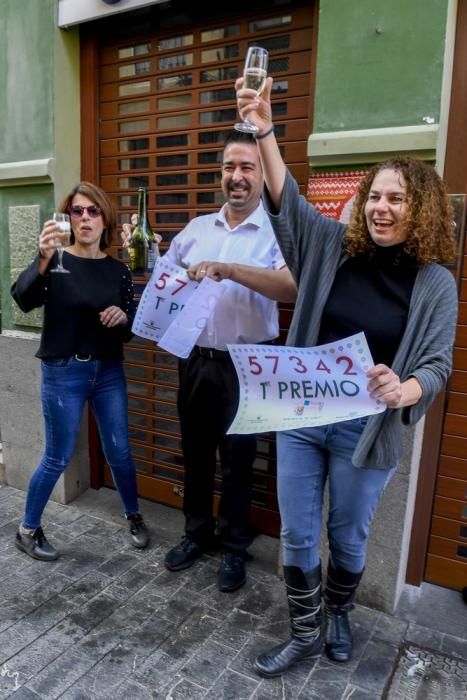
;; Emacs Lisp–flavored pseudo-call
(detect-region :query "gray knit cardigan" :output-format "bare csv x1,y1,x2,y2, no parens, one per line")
264,170,458,469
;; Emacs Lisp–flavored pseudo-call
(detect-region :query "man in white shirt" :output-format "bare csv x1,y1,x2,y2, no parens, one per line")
162,131,296,592
165,132,296,591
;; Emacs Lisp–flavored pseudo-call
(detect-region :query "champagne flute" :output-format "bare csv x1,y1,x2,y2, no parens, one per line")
50,212,71,274
234,46,269,134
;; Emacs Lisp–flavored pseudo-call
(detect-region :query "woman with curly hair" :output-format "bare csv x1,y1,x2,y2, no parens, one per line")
236,78,458,677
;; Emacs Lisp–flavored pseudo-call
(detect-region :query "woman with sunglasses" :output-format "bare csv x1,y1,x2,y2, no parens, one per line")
11,181,149,561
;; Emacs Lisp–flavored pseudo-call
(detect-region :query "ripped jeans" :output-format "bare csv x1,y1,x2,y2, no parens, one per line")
23,358,139,529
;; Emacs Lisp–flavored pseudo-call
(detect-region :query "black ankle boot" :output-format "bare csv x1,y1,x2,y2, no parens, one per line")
324,562,363,663
255,564,323,677
125,513,149,549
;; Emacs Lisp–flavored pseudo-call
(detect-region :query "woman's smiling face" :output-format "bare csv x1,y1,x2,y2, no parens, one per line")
364,168,409,247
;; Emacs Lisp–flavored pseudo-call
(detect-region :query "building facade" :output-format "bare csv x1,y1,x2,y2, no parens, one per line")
0,0,465,612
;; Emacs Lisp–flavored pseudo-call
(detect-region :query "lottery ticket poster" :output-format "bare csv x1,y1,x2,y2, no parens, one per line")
227,332,386,434
158,276,226,358
132,257,198,342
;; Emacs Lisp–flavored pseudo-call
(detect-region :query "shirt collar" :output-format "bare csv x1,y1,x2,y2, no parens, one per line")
215,200,267,231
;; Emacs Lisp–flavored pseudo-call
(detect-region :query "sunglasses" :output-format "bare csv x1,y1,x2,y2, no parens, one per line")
67,205,102,219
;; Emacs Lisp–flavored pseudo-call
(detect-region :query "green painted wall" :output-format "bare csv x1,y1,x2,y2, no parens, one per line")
314,0,449,132
0,0,80,332
0,0,55,161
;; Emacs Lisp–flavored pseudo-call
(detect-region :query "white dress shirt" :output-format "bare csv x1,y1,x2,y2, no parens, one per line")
163,201,285,350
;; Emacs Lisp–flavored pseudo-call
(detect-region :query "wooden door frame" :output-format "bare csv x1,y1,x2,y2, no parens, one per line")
80,28,104,488
406,0,467,585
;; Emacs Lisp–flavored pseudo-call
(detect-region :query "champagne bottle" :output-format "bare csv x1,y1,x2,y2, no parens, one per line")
129,187,158,274
144,189,159,273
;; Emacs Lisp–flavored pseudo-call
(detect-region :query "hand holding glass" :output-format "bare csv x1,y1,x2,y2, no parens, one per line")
234,46,269,134
50,213,71,274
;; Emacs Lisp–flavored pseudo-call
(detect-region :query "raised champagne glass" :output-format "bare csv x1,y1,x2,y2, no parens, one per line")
50,212,71,274
234,46,269,134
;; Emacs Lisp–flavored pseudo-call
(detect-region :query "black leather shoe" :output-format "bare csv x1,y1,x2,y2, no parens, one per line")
125,513,149,549
15,527,59,561
165,537,203,571
217,552,246,592
255,635,323,677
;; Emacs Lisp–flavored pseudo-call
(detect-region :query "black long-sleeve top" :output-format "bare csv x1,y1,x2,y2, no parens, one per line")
11,251,136,360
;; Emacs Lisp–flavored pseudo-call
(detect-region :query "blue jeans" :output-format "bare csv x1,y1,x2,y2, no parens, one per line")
277,419,396,573
23,358,139,529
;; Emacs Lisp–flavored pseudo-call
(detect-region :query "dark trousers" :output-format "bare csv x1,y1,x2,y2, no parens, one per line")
177,349,257,554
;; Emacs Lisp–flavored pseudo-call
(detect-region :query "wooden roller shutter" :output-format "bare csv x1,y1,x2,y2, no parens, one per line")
89,1,317,536
425,196,467,590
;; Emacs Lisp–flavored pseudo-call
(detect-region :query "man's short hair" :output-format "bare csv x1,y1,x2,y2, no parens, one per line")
223,130,256,148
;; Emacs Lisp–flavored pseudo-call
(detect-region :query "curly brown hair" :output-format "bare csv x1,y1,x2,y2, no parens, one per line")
58,182,116,250
344,157,457,264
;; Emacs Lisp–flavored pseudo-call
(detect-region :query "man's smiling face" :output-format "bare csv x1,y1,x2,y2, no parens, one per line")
221,141,264,219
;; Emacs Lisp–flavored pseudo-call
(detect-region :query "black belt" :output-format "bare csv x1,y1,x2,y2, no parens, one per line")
193,345,230,359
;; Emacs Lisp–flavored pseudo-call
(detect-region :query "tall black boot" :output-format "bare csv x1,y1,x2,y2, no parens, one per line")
255,564,323,677
324,562,363,663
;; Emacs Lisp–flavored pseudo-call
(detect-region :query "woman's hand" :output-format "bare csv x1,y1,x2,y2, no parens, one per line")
366,365,423,409
187,261,233,282
235,76,273,135
366,364,402,408
99,306,128,328
39,220,63,261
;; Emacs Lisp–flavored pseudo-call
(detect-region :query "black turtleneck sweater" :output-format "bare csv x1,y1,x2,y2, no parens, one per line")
317,244,418,367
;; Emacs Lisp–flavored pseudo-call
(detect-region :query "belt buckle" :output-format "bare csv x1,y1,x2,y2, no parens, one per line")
75,353,92,362
208,349,214,359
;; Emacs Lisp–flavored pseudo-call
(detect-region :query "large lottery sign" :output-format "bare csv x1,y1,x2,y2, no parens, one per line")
227,332,386,434
132,257,225,357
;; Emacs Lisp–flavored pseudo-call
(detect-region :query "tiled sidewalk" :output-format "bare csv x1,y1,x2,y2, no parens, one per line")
0,484,465,699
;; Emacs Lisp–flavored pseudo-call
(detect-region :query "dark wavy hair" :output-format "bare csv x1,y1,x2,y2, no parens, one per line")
344,157,457,264
58,182,116,250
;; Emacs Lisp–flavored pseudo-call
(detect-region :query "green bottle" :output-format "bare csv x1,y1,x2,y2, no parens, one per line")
144,189,159,273
129,187,158,275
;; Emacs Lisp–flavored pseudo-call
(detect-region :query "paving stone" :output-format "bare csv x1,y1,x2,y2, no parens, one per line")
297,679,348,699
441,633,467,661
403,622,444,651
349,638,399,694
180,639,238,688
101,563,155,602
0,487,465,700
203,668,259,699
150,588,205,626
136,648,187,689
0,661,24,698
239,579,285,618
372,612,409,646
58,570,115,606
158,607,221,661
160,676,207,699
310,657,355,683
22,649,96,700
2,688,42,700
0,599,37,635
53,547,107,579
66,592,123,633
0,621,83,688
338,686,376,699
210,607,260,650
59,643,138,699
